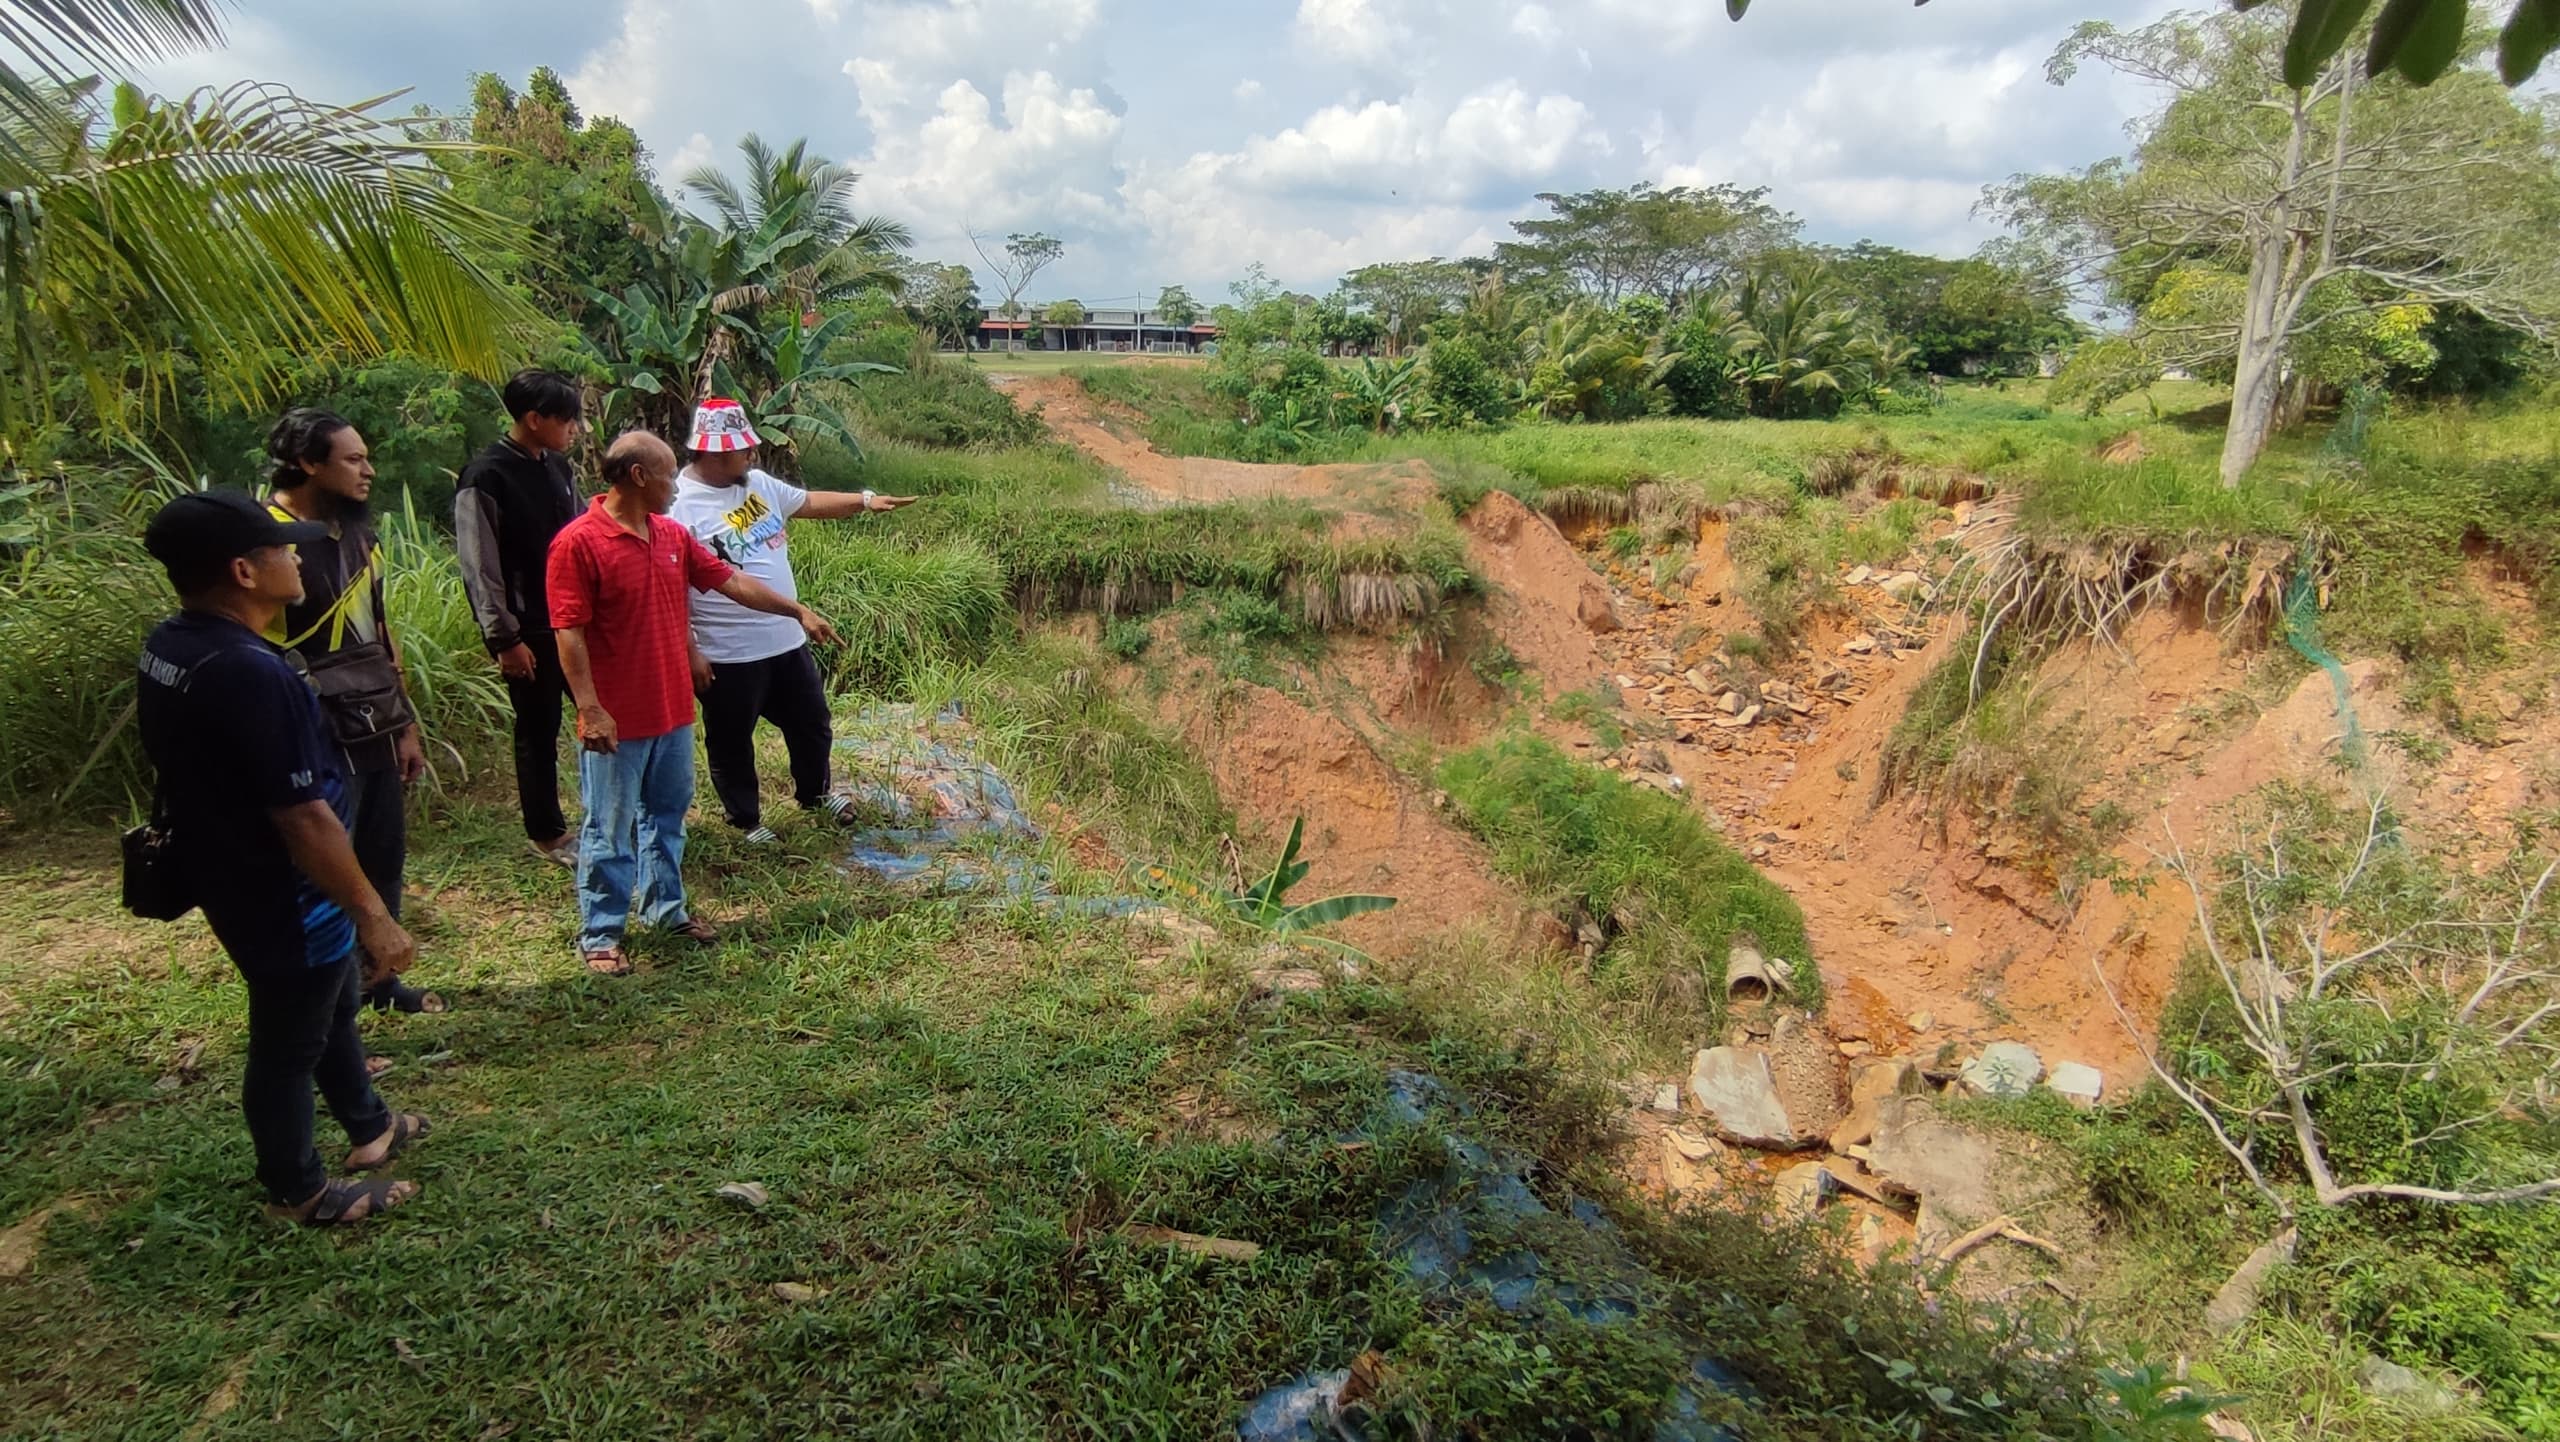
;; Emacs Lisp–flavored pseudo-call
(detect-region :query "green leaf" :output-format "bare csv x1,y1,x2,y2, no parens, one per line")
2284,0,2376,86
1724,0,1748,18
2369,0,2463,79
2500,0,2560,84
1271,894,1399,932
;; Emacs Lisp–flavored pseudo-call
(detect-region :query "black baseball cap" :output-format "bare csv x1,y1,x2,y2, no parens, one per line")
143,489,329,581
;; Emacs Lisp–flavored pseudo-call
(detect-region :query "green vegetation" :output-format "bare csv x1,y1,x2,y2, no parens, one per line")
1437,735,1818,1051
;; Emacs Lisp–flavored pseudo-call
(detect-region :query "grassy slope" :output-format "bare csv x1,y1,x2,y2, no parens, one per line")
3,639,2144,1441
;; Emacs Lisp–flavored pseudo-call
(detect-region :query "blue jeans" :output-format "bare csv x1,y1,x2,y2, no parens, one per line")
576,725,696,951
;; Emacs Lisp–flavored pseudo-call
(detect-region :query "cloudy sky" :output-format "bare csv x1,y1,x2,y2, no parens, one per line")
148,0,2176,305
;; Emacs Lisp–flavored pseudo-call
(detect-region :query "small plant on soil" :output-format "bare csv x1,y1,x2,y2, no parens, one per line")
1100,616,1154,661
1143,816,1397,954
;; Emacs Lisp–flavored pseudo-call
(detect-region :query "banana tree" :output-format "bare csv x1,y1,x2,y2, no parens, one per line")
705,309,896,459
1143,817,1397,952
1333,354,1421,433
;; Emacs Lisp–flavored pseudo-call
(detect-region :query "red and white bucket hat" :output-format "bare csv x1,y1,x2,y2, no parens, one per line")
688,397,762,453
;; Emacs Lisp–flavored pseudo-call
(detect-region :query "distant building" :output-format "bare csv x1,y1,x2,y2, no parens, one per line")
968,307,1220,353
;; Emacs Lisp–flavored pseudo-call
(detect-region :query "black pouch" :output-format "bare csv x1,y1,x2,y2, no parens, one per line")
304,642,416,750
121,792,194,921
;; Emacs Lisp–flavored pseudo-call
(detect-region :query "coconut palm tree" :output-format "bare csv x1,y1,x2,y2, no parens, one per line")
0,1,532,442
681,134,912,320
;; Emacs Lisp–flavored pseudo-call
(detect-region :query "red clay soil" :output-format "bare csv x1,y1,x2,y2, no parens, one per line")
1457,491,1613,697
1125,647,1528,959
1018,380,2559,1093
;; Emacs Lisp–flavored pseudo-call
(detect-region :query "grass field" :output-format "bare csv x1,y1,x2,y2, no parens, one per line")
0,656,2157,1440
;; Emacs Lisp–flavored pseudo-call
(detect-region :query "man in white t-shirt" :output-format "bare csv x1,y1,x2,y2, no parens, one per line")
668,398,916,844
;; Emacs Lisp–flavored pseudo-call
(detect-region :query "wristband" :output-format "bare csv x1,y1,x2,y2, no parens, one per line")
860,489,876,510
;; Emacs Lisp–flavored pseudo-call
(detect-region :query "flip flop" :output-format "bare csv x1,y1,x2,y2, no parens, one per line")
273,1175,420,1226
664,918,720,946
348,1112,431,1173
583,946,632,976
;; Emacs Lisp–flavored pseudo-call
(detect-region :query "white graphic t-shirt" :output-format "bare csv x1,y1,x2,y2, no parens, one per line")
669,467,810,664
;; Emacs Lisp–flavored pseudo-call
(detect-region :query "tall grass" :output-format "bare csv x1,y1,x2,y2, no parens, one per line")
789,527,1010,691
905,493,1477,631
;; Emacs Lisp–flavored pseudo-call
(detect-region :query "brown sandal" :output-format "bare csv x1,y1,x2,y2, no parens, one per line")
583,946,632,976
664,918,720,946
348,1112,430,1173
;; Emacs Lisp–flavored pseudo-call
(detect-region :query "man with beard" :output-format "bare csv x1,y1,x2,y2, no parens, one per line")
265,409,441,1020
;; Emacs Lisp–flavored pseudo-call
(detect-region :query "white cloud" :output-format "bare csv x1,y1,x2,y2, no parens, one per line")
1294,0,1409,64
860,70,1126,241
566,0,679,127
1509,4,1560,47
842,0,1106,125
1218,81,1605,203
665,132,719,185
1234,78,1264,101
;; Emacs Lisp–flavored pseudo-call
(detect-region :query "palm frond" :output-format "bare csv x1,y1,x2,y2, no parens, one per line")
0,0,225,79
1,78,534,436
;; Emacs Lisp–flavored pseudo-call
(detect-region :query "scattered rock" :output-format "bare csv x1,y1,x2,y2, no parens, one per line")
1822,1156,1900,1207
1127,1224,1264,1262
1684,667,1717,693
1614,673,1637,689
1651,1083,1683,1115
1876,571,1927,600
1845,565,1873,586
771,1282,825,1303
1736,703,1763,726
1667,1127,1726,1164
715,1182,771,1211
2358,1356,2463,1414
1687,1046,1800,1150
1841,635,1877,655
1636,747,1674,774
1773,1160,1834,1217
1960,1042,2044,1098
1675,563,1704,588
2205,1227,2297,1336
1867,1096,2004,1227
1659,1130,1726,1200
1716,690,1743,715
1836,1039,1872,1058
1906,1010,1933,1033
1828,1057,1925,1151
1581,591,1625,634
2045,1061,2103,1108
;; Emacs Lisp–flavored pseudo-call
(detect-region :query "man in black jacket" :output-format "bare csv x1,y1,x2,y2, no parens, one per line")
457,370,584,865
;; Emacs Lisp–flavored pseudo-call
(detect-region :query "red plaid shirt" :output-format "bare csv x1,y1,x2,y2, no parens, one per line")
546,498,734,741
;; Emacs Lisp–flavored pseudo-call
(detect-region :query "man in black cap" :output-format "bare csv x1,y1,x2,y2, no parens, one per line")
137,490,430,1226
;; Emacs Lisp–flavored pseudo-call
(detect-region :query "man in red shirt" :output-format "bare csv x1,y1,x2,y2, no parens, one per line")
548,431,838,975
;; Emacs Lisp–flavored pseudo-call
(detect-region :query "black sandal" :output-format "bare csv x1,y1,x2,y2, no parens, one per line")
366,978,448,1014
277,1176,419,1226
348,1112,431,1173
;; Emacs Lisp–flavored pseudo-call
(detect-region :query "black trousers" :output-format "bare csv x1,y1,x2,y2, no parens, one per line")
240,951,388,1204
504,631,570,842
343,758,411,1007
700,644,833,830
345,760,405,924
